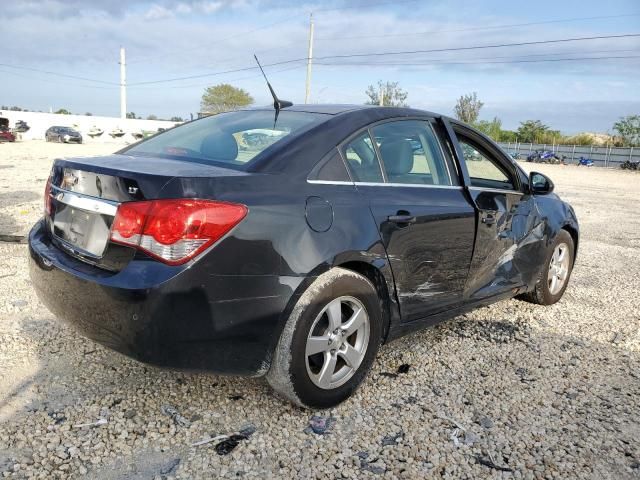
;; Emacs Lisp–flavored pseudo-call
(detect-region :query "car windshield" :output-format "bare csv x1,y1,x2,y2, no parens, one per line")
123,110,327,169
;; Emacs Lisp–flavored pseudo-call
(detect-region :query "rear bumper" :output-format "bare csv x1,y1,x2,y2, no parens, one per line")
28,220,303,375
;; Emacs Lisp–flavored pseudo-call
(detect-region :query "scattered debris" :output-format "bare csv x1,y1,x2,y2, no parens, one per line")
361,462,386,475
191,435,229,447
381,432,403,446
192,424,257,449
161,404,191,428
380,372,398,378
473,413,494,429
124,410,137,419
160,458,181,475
304,415,335,435
238,424,257,437
397,364,411,374
610,332,623,344
475,453,513,472
228,394,244,401
515,367,536,383
215,434,248,455
73,418,108,428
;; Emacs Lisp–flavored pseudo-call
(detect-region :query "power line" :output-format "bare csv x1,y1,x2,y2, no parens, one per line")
313,33,640,60
314,54,640,67
128,57,308,86
315,48,640,65
0,63,117,85
315,13,640,41
127,33,640,86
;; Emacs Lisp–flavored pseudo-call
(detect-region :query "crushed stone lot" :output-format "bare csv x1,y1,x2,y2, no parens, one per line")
1,141,639,479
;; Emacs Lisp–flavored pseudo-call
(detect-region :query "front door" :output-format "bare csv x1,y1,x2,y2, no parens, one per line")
342,119,476,321
452,127,535,299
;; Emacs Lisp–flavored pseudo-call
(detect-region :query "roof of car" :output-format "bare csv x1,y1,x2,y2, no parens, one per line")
248,104,375,115
248,103,447,119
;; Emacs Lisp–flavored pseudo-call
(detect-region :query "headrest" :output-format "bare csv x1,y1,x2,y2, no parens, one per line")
200,132,238,161
380,139,414,175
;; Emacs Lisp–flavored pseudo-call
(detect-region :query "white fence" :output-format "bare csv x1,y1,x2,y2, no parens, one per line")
0,110,178,144
499,142,638,167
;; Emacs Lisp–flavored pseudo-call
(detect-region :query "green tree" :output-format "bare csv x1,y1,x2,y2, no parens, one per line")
201,84,254,114
474,116,502,141
170,116,184,122
454,92,483,124
85,112,92,116
55,108,71,115
613,115,640,146
126,112,139,119
517,120,550,143
365,81,408,107
147,114,158,120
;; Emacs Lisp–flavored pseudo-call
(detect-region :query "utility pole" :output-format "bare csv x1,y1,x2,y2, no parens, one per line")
304,13,314,104
119,47,127,119
379,85,384,106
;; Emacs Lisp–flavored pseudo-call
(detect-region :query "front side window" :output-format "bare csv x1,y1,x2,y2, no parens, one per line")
123,110,327,169
458,137,514,190
372,120,455,186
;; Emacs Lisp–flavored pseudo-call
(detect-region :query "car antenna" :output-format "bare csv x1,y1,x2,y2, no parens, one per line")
254,54,292,127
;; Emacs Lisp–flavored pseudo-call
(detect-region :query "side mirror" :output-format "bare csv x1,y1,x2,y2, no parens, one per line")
529,171,554,194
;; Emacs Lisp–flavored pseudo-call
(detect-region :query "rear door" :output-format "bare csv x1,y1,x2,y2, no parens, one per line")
449,124,534,300
342,118,476,321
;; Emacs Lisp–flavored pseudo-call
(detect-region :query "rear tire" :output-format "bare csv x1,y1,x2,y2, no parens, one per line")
267,267,383,409
520,229,574,305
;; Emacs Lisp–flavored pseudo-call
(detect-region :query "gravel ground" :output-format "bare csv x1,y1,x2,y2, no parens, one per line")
0,142,639,479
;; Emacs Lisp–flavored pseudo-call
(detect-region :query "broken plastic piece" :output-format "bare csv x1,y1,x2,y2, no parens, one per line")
161,404,191,428
381,432,403,446
191,434,229,447
73,418,108,428
304,415,335,435
215,434,247,455
397,364,410,374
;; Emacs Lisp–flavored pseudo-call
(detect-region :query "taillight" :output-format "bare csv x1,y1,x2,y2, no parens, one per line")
110,199,247,265
44,176,53,215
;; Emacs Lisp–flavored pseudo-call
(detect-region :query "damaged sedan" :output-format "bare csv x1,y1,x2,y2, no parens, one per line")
29,104,578,408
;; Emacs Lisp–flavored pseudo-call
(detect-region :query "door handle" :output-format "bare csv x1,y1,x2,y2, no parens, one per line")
482,214,496,225
388,214,417,224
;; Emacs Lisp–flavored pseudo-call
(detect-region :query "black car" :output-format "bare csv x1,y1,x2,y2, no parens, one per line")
29,105,578,408
45,126,83,143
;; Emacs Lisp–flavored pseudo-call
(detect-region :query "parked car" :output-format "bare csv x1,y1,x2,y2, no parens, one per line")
45,126,83,143
29,105,579,408
0,126,16,142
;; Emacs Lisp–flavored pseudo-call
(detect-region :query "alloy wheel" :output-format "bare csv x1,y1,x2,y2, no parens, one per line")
548,242,570,295
305,296,370,390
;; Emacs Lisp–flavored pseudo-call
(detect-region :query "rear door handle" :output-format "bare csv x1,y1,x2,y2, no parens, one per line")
388,214,416,224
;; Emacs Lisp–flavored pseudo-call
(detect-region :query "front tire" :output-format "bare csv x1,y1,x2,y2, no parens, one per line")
521,229,574,305
267,267,383,409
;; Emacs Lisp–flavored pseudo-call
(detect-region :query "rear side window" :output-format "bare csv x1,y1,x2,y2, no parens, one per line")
342,131,383,182
123,110,326,169
372,120,456,186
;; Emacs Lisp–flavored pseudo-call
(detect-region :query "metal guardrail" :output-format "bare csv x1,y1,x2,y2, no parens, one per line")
498,142,639,168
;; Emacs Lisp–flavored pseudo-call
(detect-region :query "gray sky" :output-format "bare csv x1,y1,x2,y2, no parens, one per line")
1,0,639,133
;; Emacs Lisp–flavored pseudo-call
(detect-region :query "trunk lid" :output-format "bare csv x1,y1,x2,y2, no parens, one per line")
46,154,249,270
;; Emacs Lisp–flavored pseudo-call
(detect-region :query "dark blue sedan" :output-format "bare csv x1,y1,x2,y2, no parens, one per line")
29,105,578,408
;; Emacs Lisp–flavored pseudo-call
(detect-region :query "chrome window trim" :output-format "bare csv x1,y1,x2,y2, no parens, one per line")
468,186,524,196
356,182,462,190
307,179,354,185
51,186,119,216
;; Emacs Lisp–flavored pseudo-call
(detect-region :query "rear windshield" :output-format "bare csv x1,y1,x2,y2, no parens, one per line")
122,110,327,169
